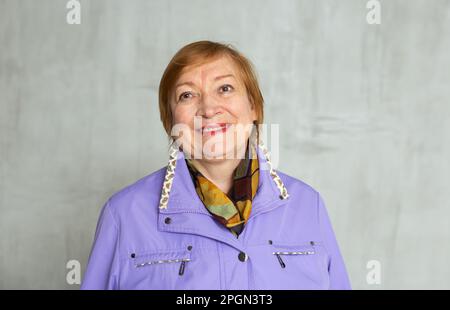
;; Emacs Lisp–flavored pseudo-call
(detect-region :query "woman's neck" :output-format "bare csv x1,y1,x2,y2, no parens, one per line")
186,140,251,194
188,158,241,195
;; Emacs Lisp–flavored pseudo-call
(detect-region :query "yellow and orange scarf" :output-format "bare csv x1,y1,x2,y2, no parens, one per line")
186,143,259,238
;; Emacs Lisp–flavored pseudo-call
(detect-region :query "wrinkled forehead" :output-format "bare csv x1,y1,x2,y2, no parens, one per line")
176,55,243,86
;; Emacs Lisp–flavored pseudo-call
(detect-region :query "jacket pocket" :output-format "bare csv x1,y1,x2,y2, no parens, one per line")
132,249,192,276
268,240,330,289
271,241,319,269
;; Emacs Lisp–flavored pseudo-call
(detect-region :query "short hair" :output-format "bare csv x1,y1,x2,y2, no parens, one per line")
158,40,264,136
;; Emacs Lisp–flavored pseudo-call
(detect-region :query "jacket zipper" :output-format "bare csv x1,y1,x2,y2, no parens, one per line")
275,253,286,268
273,250,315,269
178,260,187,276
135,258,190,269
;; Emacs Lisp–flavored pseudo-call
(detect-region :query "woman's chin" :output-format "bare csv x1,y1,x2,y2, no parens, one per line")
200,150,234,161
200,144,249,161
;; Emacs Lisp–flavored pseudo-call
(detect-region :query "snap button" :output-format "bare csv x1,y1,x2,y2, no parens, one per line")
268,240,273,245
164,217,172,224
187,245,193,251
130,253,135,258
238,251,247,262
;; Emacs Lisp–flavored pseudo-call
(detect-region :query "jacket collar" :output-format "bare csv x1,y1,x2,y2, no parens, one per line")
156,143,290,249
159,144,288,216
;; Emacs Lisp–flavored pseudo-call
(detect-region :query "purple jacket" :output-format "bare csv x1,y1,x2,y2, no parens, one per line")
81,145,351,290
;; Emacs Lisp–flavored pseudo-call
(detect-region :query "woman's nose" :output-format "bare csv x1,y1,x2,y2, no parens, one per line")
198,94,222,118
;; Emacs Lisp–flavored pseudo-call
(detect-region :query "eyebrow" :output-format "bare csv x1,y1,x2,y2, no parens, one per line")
214,74,235,81
175,74,236,90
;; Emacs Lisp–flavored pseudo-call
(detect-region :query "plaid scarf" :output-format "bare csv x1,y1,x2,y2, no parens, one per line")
185,143,259,238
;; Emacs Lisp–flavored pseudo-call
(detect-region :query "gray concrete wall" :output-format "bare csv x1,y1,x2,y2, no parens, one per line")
1,0,449,289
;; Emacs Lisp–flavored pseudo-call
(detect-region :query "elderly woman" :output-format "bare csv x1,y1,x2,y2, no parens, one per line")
81,41,351,290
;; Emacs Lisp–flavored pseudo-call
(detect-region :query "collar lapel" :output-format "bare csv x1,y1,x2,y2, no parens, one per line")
157,145,288,250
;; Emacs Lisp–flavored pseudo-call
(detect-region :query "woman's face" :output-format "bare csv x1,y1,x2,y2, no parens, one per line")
170,56,257,161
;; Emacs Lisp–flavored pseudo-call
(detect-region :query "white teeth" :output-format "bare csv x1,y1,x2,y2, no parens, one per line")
203,127,222,132
202,124,228,134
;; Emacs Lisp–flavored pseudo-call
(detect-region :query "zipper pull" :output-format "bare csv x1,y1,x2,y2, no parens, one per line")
276,253,286,268
178,260,187,276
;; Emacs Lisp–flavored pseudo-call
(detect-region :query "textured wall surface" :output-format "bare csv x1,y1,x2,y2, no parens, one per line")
1,0,449,289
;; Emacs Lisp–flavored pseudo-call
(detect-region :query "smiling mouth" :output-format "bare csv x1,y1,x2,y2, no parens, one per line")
198,123,231,136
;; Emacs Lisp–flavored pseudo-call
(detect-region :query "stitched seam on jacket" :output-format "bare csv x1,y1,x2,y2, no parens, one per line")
104,200,121,289
316,192,332,271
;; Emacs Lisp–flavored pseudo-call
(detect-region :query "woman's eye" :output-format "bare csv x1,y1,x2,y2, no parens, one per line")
178,92,193,101
219,84,234,93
